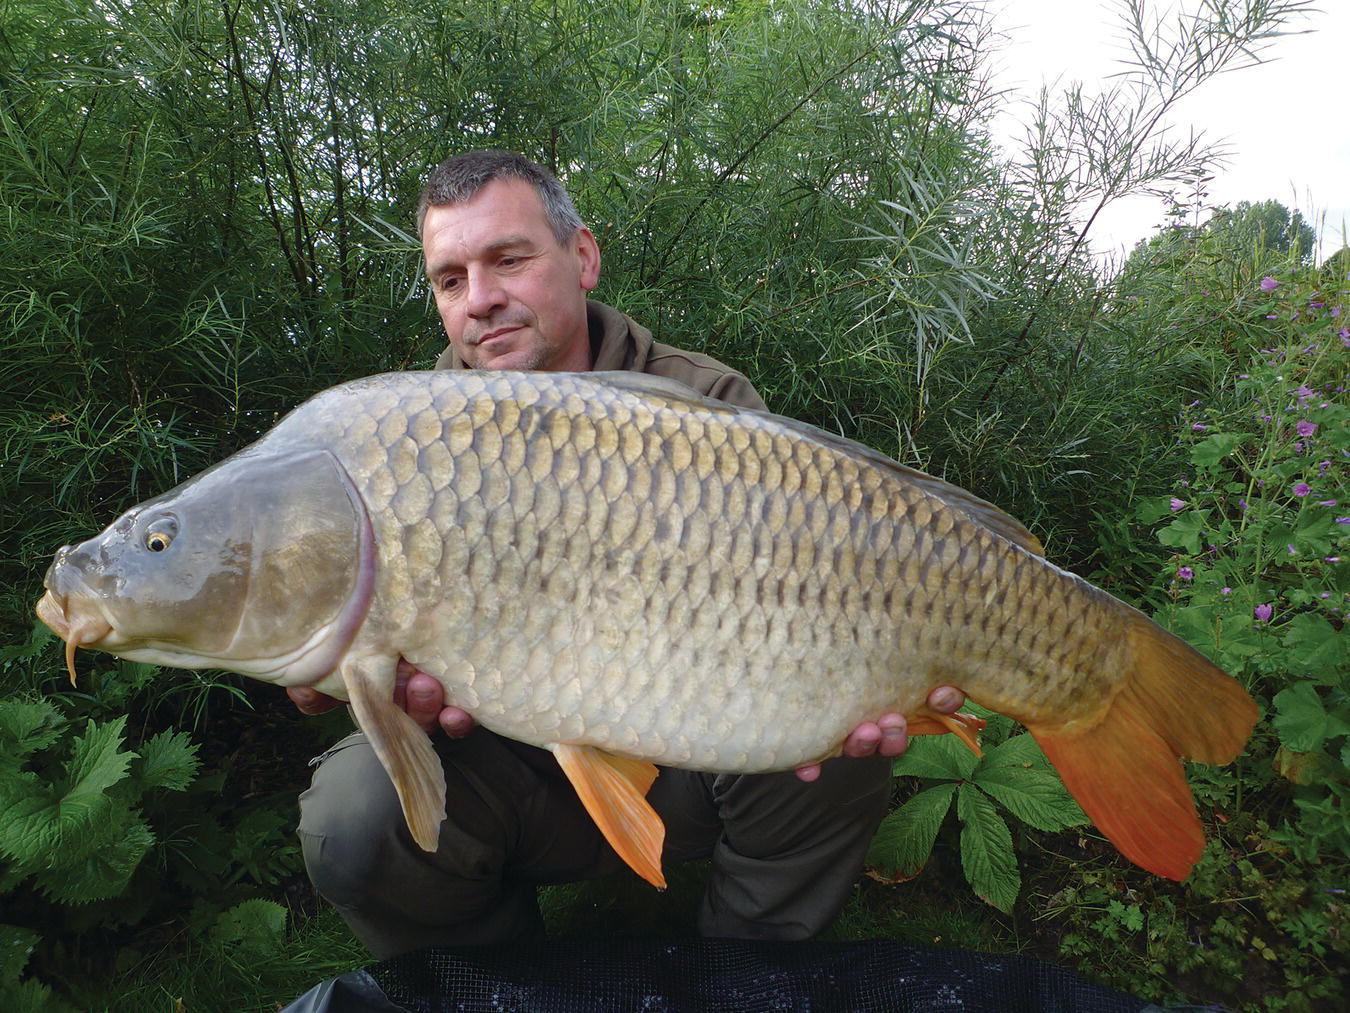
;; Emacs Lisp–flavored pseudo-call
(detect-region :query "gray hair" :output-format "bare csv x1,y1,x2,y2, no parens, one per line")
416,150,584,246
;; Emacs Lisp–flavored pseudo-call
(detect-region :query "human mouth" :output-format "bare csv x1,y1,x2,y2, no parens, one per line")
476,326,522,347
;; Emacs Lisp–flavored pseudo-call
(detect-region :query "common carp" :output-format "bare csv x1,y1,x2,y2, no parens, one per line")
36,370,1257,887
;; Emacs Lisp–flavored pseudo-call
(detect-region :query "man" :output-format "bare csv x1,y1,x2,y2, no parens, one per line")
292,150,965,958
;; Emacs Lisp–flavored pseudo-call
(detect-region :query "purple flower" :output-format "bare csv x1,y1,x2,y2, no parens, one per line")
1221,587,1232,596
1336,517,1350,525
1178,567,1194,580
1332,307,1342,318
1310,301,1324,309
1294,442,1304,454
1327,557,1341,563
1255,604,1273,622
1293,482,1312,497
1192,423,1207,431
1170,497,1186,512
1297,420,1317,437
1260,276,1279,291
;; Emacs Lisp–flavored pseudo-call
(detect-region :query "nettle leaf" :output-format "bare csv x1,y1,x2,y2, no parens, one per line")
866,783,956,880
1190,432,1249,469
1280,614,1348,677
1272,682,1345,752
0,923,40,984
956,783,1019,914
135,730,200,792
0,699,65,762
59,718,137,830
212,899,288,952
975,734,1088,831
892,732,979,780
33,817,155,905
0,719,137,865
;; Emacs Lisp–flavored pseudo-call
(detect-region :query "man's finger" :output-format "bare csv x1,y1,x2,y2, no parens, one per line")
403,671,444,735
439,706,476,739
287,686,340,716
927,685,965,713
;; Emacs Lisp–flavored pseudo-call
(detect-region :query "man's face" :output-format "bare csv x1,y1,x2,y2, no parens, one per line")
422,178,600,372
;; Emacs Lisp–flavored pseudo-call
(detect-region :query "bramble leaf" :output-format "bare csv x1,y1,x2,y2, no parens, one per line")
866,782,956,881
957,783,1019,913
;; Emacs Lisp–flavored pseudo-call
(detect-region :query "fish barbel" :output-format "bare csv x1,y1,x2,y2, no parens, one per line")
36,370,1257,887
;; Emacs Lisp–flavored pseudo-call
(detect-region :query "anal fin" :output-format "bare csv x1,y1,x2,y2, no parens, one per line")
908,708,986,757
552,743,666,889
344,658,448,852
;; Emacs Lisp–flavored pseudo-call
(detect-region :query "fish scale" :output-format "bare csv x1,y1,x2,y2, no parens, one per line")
38,369,1257,886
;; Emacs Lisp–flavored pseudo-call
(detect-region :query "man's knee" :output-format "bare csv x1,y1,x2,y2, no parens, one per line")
298,733,406,905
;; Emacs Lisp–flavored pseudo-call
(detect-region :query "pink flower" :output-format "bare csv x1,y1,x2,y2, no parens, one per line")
1255,604,1273,622
1293,482,1311,497
1260,276,1279,291
1170,497,1186,511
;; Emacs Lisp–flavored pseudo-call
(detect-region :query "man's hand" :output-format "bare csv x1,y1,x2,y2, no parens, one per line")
793,685,966,783
286,660,475,739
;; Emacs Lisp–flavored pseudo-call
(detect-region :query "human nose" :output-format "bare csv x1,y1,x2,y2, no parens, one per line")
464,265,506,318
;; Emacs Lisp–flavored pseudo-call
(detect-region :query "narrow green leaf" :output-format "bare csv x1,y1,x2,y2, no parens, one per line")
866,783,956,880
956,783,1019,914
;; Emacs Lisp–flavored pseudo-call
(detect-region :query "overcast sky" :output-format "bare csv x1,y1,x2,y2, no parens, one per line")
982,0,1349,265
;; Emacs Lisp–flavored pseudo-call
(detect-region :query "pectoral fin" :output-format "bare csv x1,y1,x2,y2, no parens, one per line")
552,743,666,889
344,658,448,852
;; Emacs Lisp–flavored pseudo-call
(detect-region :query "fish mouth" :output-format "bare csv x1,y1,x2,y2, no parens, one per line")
35,589,115,687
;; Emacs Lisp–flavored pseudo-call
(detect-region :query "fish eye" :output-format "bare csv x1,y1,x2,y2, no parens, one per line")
143,516,178,552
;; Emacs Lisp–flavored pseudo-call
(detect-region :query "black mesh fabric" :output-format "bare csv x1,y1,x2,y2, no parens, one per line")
290,938,1162,1012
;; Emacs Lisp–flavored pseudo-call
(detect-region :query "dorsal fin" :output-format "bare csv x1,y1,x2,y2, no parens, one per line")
588,371,1044,557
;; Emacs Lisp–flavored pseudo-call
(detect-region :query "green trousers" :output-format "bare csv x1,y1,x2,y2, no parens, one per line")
299,728,891,959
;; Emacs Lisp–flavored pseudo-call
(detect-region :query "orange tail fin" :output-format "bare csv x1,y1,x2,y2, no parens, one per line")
1028,613,1258,881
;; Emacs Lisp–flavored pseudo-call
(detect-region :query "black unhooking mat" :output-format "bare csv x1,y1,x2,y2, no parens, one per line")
280,938,1219,1012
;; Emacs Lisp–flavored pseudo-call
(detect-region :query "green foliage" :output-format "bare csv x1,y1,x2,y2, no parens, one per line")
0,0,1339,1008
867,711,1087,914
